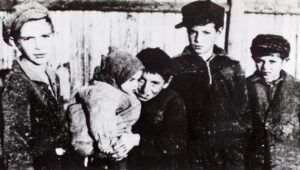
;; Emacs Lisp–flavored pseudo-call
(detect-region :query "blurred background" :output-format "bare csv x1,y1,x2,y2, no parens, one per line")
0,0,299,103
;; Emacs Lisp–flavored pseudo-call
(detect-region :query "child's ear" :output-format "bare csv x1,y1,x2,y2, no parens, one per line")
216,27,223,35
9,37,17,47
163,76,173,89
284,57,290,62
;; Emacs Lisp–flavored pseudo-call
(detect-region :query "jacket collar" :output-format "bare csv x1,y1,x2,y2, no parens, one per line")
13,59,58,98
182,45,227,58
181,45,228,65
248,70,286,86
16,58,56,85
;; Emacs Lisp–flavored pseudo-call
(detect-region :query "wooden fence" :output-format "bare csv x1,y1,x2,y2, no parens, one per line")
0,0,228,101
228,0,300,77
0,0,300,101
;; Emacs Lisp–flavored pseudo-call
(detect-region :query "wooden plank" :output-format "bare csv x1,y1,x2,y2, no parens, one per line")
0,7,228,101
0,0,229,12
244,0,300,15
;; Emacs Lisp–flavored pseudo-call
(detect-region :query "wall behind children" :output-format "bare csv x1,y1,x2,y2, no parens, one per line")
0,0,299,102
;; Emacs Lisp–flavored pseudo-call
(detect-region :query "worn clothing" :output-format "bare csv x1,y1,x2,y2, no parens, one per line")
171,45,249,169
1,60,69,169
92,48,144,88
68,82,141,156
246,71,300,170
69,48,143,169
128,89,187,170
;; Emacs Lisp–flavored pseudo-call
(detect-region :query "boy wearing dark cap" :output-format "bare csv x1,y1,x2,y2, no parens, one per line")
246,34,300,169
171,0,249,169
128,48,187,170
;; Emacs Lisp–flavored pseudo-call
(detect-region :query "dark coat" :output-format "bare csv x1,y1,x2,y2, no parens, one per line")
1,60,69,169
128,89,187,170
171,45,249,169
246,71,300,170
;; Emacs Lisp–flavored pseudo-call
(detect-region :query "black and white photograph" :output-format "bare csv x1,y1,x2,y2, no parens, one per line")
0,0,299,169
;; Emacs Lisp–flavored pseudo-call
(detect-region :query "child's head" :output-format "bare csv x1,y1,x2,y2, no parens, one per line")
250,34,290,82
3,2,54,66
175,1,225,56
135,48,173,102
95,48,144,95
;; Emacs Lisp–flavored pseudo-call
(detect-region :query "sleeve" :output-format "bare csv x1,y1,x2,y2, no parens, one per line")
225,62,252,162
77,86,119,153
67,103,94,156
2,80,34,169
155,95,187,156
225,62,252,136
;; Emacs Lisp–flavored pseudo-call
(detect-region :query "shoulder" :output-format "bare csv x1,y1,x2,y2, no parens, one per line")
172,54,192,67
216,56,244,80
3,67,31,95
283,72,300,91
213,46,241,68
78,82,122,102
216,54,241,69
161,89,185,109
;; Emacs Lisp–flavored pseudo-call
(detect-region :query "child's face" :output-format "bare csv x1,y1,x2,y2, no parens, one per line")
136,71,168,102
17,19,54,66
187,23,222,56
121,70,143,95
255,53,284,83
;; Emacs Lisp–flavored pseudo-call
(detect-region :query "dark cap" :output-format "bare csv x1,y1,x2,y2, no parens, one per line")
136,48,173,81
251,34,290,60
2,1,50,45
175,0,225,29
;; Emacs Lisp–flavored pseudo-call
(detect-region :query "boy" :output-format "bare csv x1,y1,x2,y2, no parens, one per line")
128,48,187,170
246,34,300,169
171,1,249,169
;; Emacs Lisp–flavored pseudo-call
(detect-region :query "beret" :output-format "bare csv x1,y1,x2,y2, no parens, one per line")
175,0,225,29
2,1,49,45
251,34,290,59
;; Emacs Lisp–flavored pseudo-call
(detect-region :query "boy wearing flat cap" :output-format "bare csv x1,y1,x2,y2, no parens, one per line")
245,34,300,169
128,48,187,170
171,0,249,169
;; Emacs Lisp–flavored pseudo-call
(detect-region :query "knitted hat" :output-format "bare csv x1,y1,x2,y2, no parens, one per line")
2,1,50,45
251,34,290,60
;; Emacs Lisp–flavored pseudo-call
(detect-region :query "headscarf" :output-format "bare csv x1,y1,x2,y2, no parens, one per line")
94,47,144,88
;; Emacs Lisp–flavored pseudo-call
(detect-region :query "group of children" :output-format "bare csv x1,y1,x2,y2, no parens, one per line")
0,0,299,170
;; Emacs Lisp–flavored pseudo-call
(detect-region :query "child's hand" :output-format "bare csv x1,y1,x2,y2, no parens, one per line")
112,133,140,160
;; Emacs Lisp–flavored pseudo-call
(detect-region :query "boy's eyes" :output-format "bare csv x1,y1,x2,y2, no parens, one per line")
20,33,52,41
21,37,33,41
188,29,197,34
151,81,160,85
42,34,51,38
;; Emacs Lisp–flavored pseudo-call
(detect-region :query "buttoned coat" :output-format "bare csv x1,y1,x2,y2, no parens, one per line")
246,71,300,170
1,60,69,169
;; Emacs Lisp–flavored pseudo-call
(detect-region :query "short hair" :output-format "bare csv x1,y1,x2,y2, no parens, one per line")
136,48,173,81
13,17,54,42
